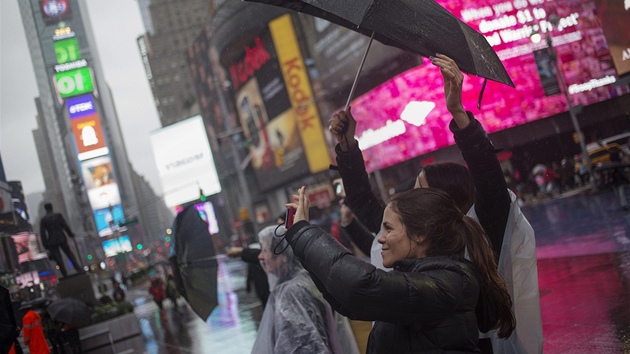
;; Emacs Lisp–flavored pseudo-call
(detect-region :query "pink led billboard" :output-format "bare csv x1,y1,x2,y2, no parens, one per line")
348,0,630,172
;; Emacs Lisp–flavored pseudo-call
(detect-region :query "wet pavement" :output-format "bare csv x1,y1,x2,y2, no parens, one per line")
122,188,630,353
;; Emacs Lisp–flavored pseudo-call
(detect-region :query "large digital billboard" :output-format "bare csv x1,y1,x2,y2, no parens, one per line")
54,66,94,99
93,205,125,237
81,156,121,210
102,235,133,257
70,113,108,161
347,0,630,172
150,116,222,207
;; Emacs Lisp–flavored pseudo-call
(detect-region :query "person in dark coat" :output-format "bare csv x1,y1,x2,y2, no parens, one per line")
285,186,515,353
112,279,126,302
39,203,81,277
328,55,542,353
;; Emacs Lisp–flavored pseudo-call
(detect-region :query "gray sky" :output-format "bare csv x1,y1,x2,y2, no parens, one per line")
0,0,162,197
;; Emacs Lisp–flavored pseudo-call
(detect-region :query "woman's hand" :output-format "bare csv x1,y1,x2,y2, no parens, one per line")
286,186,310,224
328,107,358,152
430,54,469,128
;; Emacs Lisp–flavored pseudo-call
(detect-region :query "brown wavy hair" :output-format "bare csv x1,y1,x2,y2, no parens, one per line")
389,188,515,338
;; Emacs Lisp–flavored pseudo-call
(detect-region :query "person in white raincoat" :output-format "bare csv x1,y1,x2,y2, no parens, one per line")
329,54,543,353
251,225,349,354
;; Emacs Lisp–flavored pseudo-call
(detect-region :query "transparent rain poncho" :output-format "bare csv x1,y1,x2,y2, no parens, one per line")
251,225,344,354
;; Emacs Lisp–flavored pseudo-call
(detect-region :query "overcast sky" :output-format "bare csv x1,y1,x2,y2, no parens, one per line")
0,0,162,197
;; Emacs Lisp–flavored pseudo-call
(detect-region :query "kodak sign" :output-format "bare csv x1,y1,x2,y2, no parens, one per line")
269,15,330,174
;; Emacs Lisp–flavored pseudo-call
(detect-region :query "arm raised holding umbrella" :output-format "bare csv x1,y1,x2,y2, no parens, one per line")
430,54,543,354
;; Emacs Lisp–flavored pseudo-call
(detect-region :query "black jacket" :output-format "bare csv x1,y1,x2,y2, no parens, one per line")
336,113,510,259
40,212,74,248
287,221,484,353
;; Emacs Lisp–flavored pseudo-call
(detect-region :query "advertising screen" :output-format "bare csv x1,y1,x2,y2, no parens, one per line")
150,116,221,207
54,37,80,64
348,0,630,172
71,113,108,160
93,205,125,237
592,0,630,76
81,156,121,210
66,94,96,119
11,232,48,264
54,66,94,99
102,235,133,257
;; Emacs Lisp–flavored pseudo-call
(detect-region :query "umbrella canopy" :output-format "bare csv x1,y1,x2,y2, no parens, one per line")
245,0,514,87
170,204,219,321
47,298,91,325
0,286,18,354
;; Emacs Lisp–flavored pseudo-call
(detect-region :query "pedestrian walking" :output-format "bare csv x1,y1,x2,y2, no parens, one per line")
328,54,542,353
39,203,81,277
285,186,515,353
149,276,166,310
22,306,50,354
112,279,126,302
165,274,180,306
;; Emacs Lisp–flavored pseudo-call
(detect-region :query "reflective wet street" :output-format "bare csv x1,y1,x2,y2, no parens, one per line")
126,188,630,353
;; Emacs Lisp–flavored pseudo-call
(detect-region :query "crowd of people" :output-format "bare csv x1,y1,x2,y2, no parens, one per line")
234,55,544,353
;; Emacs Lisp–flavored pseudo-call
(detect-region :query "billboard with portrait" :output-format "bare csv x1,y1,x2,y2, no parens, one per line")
346,0,630,172
150,116,221,207
81,156,121,210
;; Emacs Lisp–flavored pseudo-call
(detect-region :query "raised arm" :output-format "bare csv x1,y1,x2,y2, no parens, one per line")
329,109,385,234
431,54,510,259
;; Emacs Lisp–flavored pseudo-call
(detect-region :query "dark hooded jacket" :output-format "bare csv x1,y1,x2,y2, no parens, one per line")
286,220,487,353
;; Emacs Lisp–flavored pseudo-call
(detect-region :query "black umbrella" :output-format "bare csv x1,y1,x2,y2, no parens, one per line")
245,0,513,106
0,286,18,354
169,204,219,321
47,298,91,325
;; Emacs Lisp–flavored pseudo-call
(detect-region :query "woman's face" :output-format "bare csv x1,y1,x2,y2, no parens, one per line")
414,170,430,189
377,205,426,267
258,243,285,277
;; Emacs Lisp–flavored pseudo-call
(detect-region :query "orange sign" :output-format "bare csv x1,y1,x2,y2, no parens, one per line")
70,113,108,160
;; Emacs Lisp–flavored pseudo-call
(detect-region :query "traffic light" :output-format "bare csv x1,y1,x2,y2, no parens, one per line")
87,254,93,260
165,236,171,242
136,243,143,250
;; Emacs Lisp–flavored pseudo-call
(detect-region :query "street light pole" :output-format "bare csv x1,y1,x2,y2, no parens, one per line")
212,75,257,236
542,17,596,190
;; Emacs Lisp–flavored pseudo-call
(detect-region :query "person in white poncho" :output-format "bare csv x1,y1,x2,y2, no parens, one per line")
251,225,348,354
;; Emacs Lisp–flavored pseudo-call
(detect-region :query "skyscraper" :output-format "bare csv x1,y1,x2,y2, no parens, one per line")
18,0,144,263
136,0,208,127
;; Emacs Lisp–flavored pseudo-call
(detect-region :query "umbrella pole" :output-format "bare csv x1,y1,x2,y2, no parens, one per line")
344,32,375,112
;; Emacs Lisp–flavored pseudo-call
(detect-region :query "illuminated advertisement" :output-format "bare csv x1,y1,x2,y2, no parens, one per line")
93,205,125,237
81,156,121,210
229,17,330,190
11,232,48,264
102,235,133,257
150,116,221,207
70,113,108,160
194,201,220,235
66,94,96,119
592,0,630,76
270,15,331,174
54,37,80,64
54,66,94,99
347,0,630,172
40,0,72,24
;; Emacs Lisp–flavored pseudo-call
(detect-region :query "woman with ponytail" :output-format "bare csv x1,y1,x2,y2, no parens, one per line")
285,186,515,353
